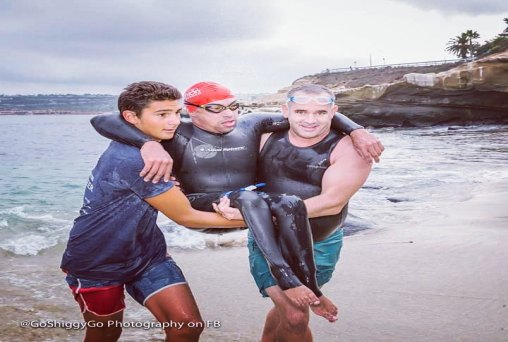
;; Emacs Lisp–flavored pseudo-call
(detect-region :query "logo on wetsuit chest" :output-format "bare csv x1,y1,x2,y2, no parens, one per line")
306,158,329,170
193,143,247,159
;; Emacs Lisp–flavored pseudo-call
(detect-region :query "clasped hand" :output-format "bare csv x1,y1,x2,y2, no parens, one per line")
212,197,243,221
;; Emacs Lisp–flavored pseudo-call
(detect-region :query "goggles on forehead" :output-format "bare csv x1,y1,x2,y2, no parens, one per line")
287,95,335,105
185,101,240,114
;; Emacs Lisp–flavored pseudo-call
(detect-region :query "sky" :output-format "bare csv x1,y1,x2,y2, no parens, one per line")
1,0,507,95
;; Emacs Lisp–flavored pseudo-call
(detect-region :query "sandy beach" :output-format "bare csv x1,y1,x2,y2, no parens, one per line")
1,177,507,342
0,168,508,342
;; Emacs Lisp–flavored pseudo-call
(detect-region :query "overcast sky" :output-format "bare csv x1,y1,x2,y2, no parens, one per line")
1,0,507,95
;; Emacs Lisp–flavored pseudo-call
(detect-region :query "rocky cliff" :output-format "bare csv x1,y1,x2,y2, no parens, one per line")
259,51,508,127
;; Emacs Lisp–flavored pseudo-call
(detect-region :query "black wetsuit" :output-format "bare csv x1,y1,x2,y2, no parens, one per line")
258,130,348,242
91,112,361,295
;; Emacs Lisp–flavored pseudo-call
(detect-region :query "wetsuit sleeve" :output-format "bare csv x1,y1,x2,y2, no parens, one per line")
241,112,362,135
331,112,364,135
240,112,290,133
90,114,153,148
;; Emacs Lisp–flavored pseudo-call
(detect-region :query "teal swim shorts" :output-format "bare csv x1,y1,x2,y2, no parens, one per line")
247,228,343,297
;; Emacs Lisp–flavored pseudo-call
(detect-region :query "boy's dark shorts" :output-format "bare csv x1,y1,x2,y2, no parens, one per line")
65,257,186,316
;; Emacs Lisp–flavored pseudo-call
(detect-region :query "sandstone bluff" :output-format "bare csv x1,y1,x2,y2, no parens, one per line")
258,50,508,128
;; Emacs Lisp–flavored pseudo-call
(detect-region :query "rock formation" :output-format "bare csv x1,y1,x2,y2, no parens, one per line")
258,50,508,127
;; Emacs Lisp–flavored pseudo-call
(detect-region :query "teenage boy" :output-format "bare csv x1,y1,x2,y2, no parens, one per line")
61,81,244,342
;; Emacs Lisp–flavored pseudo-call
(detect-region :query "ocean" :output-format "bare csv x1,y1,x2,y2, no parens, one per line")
1,114,507,341
1,115,507,256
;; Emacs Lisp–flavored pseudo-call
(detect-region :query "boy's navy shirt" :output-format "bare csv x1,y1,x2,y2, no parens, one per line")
61,141,174,282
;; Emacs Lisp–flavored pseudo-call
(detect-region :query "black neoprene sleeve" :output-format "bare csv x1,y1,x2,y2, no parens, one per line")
91,114,154,147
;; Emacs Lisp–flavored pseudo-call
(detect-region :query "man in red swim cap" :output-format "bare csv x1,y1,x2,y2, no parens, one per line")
184,81,235,107
91,81,384,337
183,81,239,134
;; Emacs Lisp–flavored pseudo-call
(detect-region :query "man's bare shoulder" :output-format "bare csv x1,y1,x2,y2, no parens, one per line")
331,135,372,166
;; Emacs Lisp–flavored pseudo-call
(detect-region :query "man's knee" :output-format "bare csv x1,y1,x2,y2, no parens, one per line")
270,194,306,215
164,318,204,339
84,326,122,342
280,309,309,333
83,312,123,342
231,191,268,209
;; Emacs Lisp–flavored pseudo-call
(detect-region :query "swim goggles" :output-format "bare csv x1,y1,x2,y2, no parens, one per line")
185,101,240,114
287,95,334,105
223,183,266,197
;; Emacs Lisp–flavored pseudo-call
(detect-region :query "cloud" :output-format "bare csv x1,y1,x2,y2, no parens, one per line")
1,0,506,94
0,0,276,43
0,0,281,93
392,0,508,15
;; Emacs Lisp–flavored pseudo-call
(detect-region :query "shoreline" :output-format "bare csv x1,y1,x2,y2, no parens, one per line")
1,180,507,341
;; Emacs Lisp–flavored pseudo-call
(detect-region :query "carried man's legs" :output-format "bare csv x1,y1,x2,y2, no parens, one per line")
249,228,343,341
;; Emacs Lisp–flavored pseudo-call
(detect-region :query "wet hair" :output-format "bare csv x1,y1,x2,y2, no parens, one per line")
286,84,334,100
118,81,181,117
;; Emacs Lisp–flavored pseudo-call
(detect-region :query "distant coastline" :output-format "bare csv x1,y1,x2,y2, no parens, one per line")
2,51,506,127
0,111,115,116
0,94,117,116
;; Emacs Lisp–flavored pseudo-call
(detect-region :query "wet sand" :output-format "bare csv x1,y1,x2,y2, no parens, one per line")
1,180,507,341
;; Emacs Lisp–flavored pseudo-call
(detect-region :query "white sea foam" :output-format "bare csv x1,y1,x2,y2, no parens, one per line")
476,169,508,181
204,230,248,248
159,223,248,250
0,234,60,256
1,267,62,300
0,206,68,223
0,205,72,255
0,206,26,216
162,224,207,250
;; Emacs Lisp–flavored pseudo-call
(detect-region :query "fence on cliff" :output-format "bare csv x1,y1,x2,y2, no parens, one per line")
319,58,464,74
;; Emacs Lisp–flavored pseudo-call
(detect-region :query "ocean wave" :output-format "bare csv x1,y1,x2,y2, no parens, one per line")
162,224,207,250
0,233,61,256
0,206,69,223
160,223,248,250
0,206,71,256
476,169,508,181
0,208,247,255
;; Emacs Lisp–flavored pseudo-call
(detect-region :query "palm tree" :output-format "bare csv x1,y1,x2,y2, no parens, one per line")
446,33,469,59
446,30,480,60
502,18,508,37
465,30,480,60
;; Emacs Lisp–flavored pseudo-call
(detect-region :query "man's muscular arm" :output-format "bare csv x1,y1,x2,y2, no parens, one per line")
91,114,173,183
304,136,373,218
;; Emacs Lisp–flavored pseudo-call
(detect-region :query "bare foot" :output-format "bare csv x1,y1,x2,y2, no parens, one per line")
310,295,338,322
283,285,320,307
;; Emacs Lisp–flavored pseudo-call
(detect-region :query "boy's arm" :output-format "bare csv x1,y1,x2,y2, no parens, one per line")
145,186,245,228
91,114,173,183
304,136,373,218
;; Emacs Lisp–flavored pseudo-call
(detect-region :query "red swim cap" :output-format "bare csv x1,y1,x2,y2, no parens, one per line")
184,81,234,113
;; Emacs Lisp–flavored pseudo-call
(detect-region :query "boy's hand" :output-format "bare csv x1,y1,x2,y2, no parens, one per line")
140,141,173,183
212,197,243,220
